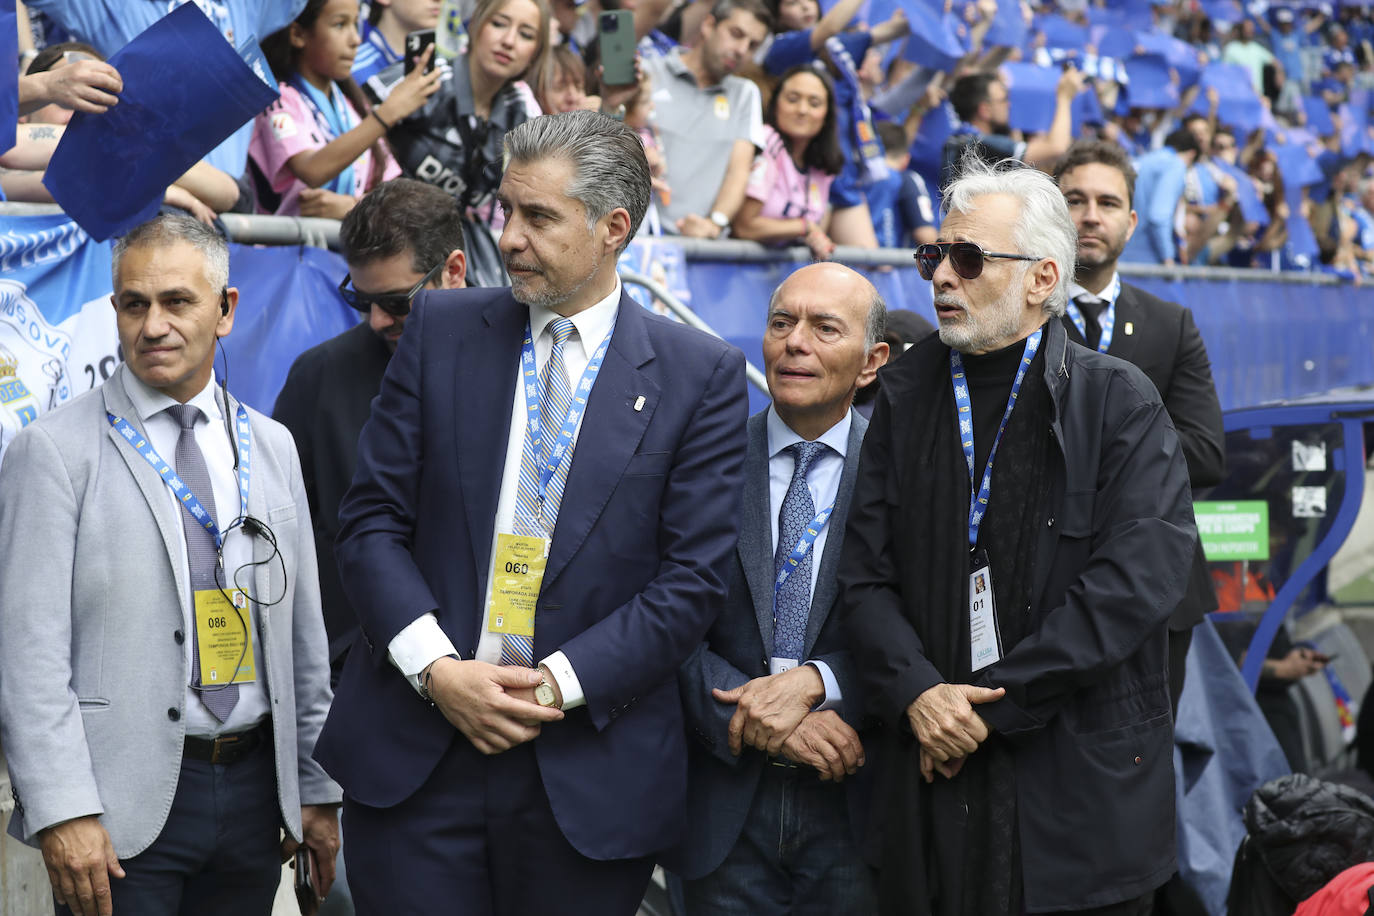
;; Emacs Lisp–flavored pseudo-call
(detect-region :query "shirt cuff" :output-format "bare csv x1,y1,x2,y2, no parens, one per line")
805,660,842,712
540,650,585,710
387,613,459,694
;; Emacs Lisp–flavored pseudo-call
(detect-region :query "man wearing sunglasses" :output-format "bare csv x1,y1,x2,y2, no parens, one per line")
274,178,466,683
841,158,1196,915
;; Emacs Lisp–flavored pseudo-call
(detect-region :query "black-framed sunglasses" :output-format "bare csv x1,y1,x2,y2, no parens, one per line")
914,243,1043,281
338,262,444,317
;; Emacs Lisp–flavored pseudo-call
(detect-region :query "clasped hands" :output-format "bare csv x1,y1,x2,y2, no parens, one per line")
424,657,564,755
712,665,864,782
907,682,1004,784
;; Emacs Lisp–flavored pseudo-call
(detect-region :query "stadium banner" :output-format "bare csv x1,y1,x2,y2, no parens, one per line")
2,210,1373,460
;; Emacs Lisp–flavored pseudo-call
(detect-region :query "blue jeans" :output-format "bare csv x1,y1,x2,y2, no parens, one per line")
54,737,281,916
682,763,876,916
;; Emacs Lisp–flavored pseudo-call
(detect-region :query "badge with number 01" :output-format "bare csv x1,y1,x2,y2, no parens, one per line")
968,550,1001,673
487,533,550,637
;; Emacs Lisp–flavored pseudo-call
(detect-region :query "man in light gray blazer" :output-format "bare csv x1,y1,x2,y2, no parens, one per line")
674,263,889,914
0,214,340,916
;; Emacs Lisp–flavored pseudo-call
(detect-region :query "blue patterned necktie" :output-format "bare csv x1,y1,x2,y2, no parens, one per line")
503,317,577,667
167,404,239,722
773,440,827,665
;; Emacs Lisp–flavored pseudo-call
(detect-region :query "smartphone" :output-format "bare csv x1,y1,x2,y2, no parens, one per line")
294,848,319,916
598,10,637,88
405,28,437,75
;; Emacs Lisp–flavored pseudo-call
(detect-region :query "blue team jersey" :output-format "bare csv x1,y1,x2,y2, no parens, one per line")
353,21,401,86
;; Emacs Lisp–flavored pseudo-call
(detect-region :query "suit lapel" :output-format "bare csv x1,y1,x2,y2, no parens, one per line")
543,294,659,589
803,410,865,656
457,296,523,588
739,412,776,654
1106,285,1141,363
102,366,189,606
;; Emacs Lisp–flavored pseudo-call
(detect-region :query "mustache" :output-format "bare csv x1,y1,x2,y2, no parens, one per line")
933,293,967,311
504,260,542,274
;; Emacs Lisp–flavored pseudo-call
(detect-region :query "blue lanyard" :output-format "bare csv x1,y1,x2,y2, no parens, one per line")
106,402,252,551
1065,274,1120,353
950,328,1042,550
773,503,835,596
289,75,356,196
520,319,615,504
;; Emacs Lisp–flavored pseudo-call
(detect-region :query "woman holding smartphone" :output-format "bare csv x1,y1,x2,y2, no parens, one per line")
251,0,442,218
368,0,553,286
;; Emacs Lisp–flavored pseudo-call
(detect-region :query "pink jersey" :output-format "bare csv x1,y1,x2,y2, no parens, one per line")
745,124,833,228
248,82,400,216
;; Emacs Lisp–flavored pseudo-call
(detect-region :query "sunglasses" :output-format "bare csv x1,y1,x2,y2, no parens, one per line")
914,243,1043,281
338,262,443,317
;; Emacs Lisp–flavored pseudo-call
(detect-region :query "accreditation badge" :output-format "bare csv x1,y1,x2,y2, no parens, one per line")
969,549,1002,673
487,533,550,638
193,588,255,685
713,94,730,119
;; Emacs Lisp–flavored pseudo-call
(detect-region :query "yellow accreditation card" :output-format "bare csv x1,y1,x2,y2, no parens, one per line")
486,533,550,638
193,588,255,686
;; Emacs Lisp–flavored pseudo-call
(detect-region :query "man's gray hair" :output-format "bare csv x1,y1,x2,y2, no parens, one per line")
941,156,1076,317
503,110,651,254
111,213,230,293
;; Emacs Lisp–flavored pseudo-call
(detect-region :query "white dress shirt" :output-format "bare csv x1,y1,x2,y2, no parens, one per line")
1067,269,1122,307
121,370,269,737
387,280,624,709
765,406,851,710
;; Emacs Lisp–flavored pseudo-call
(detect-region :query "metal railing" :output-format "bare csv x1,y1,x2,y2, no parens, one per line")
0,206,1346,286
619,270,770,395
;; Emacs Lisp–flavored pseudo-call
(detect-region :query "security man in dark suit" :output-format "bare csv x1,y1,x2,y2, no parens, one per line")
273,178,467,680
1055,139,1226,712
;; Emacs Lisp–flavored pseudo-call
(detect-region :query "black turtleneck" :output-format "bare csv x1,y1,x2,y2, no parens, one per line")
959,335,1045,480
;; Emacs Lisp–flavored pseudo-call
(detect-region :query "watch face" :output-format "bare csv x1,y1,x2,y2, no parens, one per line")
536,682,556,707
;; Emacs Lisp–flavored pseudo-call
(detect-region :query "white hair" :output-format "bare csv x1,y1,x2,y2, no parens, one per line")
941,156,1077,318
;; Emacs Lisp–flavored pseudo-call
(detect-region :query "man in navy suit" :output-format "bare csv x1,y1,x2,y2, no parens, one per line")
313,110,750,914
675,263,889,914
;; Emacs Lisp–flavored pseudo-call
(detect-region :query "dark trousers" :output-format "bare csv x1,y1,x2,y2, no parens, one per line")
343,738,654,916
681,763,875,916
54,737,281,916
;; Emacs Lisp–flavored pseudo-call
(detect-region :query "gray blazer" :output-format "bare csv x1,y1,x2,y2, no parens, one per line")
674,408,870,880
0,364,340,857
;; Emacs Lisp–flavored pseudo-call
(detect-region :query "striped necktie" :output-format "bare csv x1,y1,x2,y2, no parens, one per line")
502,317,577,667
773,440,826,665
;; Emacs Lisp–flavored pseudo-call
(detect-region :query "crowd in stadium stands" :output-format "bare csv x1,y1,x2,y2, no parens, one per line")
7,0,1374,280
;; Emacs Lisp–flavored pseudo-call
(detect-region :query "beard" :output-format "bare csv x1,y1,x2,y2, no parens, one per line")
1075,224,1131,273
936,280,1029,354
507,257,602,312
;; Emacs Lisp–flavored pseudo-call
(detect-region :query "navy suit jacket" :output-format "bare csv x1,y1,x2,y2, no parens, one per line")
314,287,749,861
674,408,872,880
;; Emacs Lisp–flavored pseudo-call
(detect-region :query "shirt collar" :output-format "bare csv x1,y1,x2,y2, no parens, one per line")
527,277,622,352
1067,271,1121,307
766,406,852,461
121,369,223,426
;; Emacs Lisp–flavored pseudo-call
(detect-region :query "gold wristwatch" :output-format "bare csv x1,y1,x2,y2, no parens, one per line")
535,669,560,708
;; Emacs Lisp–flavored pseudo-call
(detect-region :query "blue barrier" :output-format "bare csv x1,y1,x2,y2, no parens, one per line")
0,207,1369,448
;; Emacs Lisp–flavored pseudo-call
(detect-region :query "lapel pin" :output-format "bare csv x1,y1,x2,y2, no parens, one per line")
1124,322,1134,336
634,396,645,412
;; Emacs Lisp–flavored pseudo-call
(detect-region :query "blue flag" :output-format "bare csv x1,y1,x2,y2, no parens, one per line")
1124,54,1180,109
1191,62,1263,134
43,3,278,241
0,0,16,160
1002,62,1058,133
900,0,966,71
1036,14,1088,50
983,0,1028,49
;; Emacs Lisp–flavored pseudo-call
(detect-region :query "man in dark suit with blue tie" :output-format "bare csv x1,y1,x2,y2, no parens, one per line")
675,263,890,914
313,110,750,914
